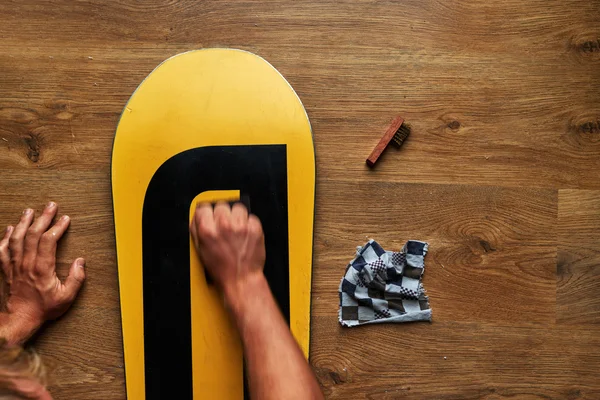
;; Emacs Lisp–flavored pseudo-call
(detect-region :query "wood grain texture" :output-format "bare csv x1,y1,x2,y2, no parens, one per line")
0,0,599,399
557,190,600,325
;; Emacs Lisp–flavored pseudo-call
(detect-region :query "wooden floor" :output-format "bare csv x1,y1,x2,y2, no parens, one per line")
1,1,599,399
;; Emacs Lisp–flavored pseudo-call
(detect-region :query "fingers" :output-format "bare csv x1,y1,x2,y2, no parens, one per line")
9,209,35,266
192,201,252,240
62,258,86,303
247,215,266,260
231,202,249,226
193,203,217,241
24,202,58,263
1,225,13,243
0,226,14,279
37,215,70,262
247,215,264,239
190,215,198,243
213,201,231,226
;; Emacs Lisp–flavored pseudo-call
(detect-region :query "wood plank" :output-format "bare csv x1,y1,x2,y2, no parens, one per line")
315,241,557,325
1,47,598,187
0,0,598,188
557,190,600,325
312,181,557,324
0,0,598,398
310,318,600,399
36,311,124,399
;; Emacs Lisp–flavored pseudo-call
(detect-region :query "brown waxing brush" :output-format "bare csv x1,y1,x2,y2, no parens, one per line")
366,116,411,167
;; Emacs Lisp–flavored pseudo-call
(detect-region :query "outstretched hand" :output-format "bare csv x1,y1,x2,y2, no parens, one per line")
0,202,86,347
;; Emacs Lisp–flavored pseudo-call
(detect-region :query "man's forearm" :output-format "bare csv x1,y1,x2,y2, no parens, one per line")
225,273,324,400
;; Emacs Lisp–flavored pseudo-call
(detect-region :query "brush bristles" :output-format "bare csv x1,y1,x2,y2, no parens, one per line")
392,123,411,146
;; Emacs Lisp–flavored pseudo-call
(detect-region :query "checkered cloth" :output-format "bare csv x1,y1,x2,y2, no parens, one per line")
338,240,431,327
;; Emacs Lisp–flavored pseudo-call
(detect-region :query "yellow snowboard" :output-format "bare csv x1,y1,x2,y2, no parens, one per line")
112,49,315,399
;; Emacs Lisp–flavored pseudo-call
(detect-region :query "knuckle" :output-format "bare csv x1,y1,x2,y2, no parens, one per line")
26,226,41,238
220,220,232,233
192,211,203,230
232,222,248,235
247,217,263,236
35,258,54,271
232,202,248,214
195,208,211,222
215,214,229,227
214,201,229,210
41,231,56,243
196,202,210,211
8,235,21,246
194,213,205,229
198,223,216,239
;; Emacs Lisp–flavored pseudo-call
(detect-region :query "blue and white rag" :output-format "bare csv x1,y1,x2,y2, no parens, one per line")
338,240,431,327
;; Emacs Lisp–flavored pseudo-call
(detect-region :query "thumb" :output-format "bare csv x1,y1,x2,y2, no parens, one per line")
63,258,86,301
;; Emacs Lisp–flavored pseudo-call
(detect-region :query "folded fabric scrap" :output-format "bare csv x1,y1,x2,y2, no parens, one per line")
338,240,431,327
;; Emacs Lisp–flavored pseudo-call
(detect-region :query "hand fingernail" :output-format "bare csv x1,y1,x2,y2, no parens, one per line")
76,258,85,268
47,201,56,209
6,226,13,234
61,215,70,221
23,208,32,215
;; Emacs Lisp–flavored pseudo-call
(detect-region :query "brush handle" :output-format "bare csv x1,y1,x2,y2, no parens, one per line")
366,116,404,167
